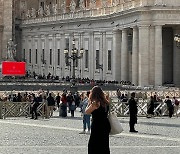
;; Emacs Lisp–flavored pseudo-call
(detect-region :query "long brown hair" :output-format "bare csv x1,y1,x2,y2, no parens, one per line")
89,86,109,107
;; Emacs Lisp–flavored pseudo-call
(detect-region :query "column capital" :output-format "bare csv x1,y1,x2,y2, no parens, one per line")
138,25,150,29
155,25,163,29
113,29,121,34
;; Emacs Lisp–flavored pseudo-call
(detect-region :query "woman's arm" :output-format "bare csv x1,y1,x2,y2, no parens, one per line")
85,101,100,114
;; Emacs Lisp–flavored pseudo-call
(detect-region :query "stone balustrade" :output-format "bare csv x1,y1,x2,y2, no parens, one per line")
21,0,143,25
22,0,180,25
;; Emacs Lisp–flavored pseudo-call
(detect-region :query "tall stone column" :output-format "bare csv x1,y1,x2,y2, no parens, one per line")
121,29,128,81
102,32,106,81
132,27,138,85
61,33,65,77
89,32,94,79
112,29,122,82
2,0,12,60
138,26,149,86
149,26,155,85
155,25,163,86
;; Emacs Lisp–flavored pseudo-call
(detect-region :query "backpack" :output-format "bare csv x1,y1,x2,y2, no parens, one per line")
175,100,179,106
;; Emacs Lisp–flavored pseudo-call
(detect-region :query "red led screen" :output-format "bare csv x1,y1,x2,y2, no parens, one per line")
2,61,26,76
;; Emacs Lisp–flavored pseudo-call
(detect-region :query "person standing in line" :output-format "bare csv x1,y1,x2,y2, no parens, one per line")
47,93,55,117
31,94,40,120
128,92,138,132
147,96,154,118
55,93,61,109
60,93,67,117
85,86,111,154
79,91,91,134
164,96,174,118
172,97,179,117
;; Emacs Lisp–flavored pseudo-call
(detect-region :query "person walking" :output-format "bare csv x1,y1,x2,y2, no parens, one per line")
128,92,138,132
79,91,91,134
85,86,111,154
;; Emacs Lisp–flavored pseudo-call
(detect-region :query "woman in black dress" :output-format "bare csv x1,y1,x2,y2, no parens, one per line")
85,86,111,154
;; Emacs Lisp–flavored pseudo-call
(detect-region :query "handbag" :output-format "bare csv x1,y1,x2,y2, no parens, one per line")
108,112,123,135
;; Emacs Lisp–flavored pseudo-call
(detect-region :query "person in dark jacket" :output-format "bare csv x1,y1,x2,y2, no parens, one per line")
147,96,154,118
128,92,138,132
165,96,174,118
47,93,55,117
31,94,40,120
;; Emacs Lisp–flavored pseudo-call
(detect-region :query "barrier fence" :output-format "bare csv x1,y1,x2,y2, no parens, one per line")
110,98,180,117
0,90,180,119
0,102,47,119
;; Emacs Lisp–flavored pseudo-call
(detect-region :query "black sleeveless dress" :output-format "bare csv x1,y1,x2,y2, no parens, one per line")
88,105,111,154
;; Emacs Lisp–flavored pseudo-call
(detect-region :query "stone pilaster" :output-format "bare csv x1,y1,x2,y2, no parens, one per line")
89,32,94,79
102,32,106,81
112,29,121,82
2,0,13,61
61,33,65,78
138,26,150,86
149,26,155,85
155,25,163,86
121,29,128,81
132,27,138,85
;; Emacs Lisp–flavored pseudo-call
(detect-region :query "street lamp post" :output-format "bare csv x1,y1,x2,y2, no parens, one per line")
174,34,180,49
64,38,84,90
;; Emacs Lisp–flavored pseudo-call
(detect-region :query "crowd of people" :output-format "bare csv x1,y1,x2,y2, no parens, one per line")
116,88,179,118
0,86,180,154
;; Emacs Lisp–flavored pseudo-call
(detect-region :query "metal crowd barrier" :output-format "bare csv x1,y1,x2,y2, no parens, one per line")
110,98,180,117
0,102,47,119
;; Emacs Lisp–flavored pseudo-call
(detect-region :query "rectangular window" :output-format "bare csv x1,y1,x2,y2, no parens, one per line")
29,49,31,63
50,49,52,65
57,49,60,65
128,34,132,53
108,50,112,71
23,49,25,61
65,38,69,49
42,49,45,64
76,53,78,67
85,50,88,68
96,50,99,69
35,49,38,64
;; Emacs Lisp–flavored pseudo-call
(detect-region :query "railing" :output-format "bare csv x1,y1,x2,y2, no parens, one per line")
22,1,143,25
110,98,180,117
0,102,47,119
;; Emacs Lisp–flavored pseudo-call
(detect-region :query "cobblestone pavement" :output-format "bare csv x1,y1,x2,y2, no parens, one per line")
0,110,180,154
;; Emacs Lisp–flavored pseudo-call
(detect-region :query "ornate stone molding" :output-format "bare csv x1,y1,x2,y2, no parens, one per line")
70,0,76,13
79,0,85,10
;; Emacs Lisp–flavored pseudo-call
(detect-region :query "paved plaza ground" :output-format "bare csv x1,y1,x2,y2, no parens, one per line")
0,110,180,154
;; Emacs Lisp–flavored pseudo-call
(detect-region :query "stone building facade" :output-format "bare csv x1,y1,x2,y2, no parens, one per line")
4,0,180,86
0,0,13,61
